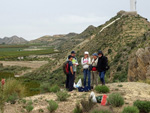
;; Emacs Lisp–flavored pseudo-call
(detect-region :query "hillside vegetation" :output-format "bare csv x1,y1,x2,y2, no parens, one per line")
25,11,150,85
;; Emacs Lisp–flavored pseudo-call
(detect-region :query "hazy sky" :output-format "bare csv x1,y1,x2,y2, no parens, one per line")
0,0,149,40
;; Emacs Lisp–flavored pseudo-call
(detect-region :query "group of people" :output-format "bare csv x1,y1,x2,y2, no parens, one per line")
66,50,108,92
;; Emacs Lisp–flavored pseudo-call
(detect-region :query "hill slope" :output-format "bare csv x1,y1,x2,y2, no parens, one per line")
77,11,150,82
0,35,28,44
25,11,150,85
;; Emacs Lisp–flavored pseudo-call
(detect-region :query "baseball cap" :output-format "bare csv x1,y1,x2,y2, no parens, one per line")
71,51,76,54
92,53,98,56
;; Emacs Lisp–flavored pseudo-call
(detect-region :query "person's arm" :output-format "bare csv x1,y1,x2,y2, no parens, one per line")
88,57,91,65
70,66,74,75
76,58,79,65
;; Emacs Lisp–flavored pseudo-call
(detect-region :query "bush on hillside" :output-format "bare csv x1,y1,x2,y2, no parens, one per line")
1,78,25,105
25,100,34,113
40,82,51,93
6,93,18,104
108,49,112,54
73,103,83,113
90,109,111,113
122,106,139,113
133,100,150,113
47,100,58,113
49,85,60,93
3,78,25,98
56,91,70,101
113,72,127,82
95,85,110,93
81,98,95,112
107,93,124,107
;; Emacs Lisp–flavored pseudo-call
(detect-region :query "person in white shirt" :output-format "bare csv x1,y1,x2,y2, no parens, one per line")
81,51,91,89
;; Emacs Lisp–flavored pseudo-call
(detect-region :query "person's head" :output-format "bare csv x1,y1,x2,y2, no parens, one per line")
98,50,103,58
92,53,98,59
68,55,73,61
71,51,76,57
84,51,89,58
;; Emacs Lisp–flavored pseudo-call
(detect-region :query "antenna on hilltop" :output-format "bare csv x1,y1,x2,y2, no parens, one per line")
130,0,137,11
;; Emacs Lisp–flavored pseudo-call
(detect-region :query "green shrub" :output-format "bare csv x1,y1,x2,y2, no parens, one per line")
113,72,127,82
50,85,60,93
40,82,51,93
47,100,58,113
134,100,150,113
6,93,18,104
73,103,83,113
39,109,44,112
3,78,26,98
117,84,123,87
56,91,70,101
20,99,26,104
25,100,34,113
25,105,34,113
90,109,111,113
122,106,139,113
107,93,124,107
81,98,95,112
95,85,110,93
108,49,112,54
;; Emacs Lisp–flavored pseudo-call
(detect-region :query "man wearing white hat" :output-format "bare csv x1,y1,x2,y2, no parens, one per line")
81,51,91,89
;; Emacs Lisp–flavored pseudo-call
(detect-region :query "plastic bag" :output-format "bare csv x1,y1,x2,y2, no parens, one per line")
77,79,82,87
74,79,82,88
90,91,97,103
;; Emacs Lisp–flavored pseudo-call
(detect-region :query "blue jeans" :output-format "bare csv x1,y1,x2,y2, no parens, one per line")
83,69,91,87
99,71,105,85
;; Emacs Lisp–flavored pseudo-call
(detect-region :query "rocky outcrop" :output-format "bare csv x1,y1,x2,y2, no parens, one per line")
128,47,150,81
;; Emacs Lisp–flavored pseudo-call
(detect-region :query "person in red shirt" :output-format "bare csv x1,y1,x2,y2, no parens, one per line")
91,53,98,88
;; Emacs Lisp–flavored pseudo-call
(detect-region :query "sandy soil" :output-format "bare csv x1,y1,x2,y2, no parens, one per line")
3,82,150,113
0,61,48,69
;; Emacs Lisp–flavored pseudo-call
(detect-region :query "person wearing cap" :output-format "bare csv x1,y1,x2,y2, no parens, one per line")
97,51,108,85
67,55,74,91
81,51,91,89
91,53,99,88
71,51,79,78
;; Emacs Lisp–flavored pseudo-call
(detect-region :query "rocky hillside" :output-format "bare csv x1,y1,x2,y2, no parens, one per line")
25,11,150,85
0,35,28,44
128,47,150,82
77,11,150,82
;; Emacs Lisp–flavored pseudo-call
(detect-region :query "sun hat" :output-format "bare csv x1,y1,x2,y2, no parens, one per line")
92,53,98,56
84,51,89,55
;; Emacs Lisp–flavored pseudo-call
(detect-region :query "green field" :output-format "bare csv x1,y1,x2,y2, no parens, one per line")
0,45,57,60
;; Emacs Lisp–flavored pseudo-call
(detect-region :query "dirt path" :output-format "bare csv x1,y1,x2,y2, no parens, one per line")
0,61,48,69
3,82,150,113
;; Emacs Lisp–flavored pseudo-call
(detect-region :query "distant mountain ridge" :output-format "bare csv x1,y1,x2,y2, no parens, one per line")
0,35,28,44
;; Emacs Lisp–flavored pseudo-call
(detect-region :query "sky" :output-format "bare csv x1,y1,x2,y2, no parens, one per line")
0,0,150,41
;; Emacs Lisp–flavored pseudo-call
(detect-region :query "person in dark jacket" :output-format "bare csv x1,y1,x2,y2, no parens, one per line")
68,55,74,91
97,51,107,85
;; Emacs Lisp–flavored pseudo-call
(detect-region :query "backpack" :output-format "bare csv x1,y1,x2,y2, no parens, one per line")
104,57,110,71
63,61,69,74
